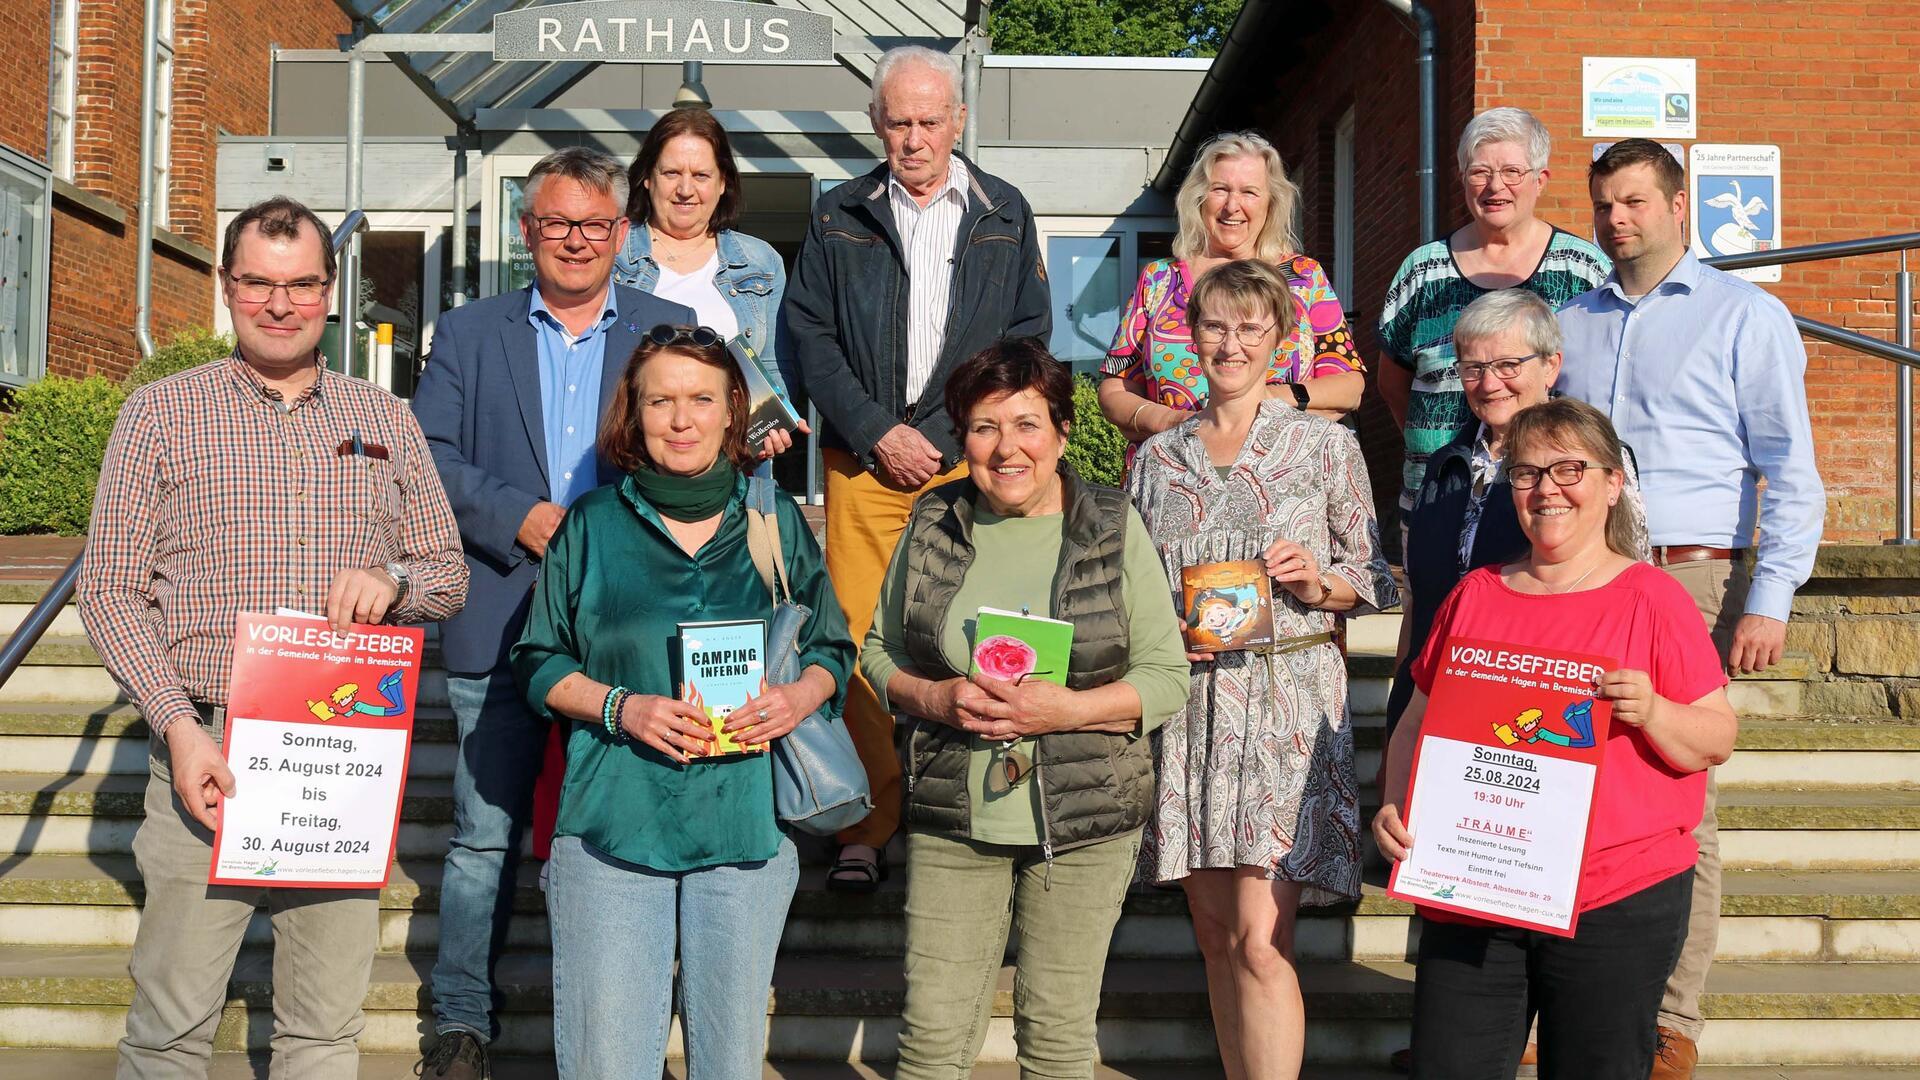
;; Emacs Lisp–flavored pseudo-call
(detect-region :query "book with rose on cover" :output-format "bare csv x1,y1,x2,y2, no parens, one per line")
968,608,1073,687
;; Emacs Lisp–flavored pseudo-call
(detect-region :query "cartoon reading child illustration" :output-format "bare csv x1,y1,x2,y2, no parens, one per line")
1492,698,1597,749
1186,587,1257,646
306,670,408,722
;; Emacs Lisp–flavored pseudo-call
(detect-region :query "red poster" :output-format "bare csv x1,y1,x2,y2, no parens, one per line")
208,613,423,888
1386,637,1615,936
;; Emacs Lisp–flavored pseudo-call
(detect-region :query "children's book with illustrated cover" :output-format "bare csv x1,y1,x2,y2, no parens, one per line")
730,338,803,446
969,607,1073,686
1179,559,1277,653
676,619,770,758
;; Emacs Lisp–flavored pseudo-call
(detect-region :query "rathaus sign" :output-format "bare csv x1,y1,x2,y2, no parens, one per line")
493,0,837,64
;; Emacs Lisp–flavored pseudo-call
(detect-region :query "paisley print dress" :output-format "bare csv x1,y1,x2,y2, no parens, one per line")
1125,401,1397,903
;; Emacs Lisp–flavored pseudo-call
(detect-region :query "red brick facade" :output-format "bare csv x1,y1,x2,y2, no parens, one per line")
1238,0,1920,543
1,0,347,381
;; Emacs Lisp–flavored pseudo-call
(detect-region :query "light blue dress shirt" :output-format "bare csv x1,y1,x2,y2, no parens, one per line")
1556,252,1825,622
529,287,619,509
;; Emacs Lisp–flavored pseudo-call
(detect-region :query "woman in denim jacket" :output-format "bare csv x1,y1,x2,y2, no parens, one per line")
616,108,802,459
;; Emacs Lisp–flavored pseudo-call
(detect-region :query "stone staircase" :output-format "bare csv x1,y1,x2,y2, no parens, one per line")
1,556,1918,1074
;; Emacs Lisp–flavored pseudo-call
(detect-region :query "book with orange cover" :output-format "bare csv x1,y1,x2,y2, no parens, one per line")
1179,559,1277,653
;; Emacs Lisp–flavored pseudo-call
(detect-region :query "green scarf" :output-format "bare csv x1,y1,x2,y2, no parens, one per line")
628,459,738,522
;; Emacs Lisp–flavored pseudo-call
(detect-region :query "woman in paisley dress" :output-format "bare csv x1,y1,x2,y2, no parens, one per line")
1097,131,1364,458
1127,259,1397,1080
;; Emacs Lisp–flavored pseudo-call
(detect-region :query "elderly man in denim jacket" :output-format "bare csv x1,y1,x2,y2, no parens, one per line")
785,44,1051,888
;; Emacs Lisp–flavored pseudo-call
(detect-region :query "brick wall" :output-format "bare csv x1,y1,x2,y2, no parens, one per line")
0,0,347,382
1477,0,1920,543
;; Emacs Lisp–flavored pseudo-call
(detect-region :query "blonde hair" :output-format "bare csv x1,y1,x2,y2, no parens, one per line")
1173,132,1301,263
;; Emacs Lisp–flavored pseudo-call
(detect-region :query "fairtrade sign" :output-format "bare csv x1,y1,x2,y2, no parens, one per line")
493,0,836,64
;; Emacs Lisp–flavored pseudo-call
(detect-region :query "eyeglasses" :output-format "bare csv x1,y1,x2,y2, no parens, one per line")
223,272,331,305
986,745,1033,795
1455,354,1540,382
646,324,722,348
1193,320,1276,347
1464,165,1534,188
528,215,619,242
1507,458,1613,490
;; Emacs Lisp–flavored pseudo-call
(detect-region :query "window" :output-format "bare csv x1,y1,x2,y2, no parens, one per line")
1332,106,1356,306
152,0,174,223
49,0,78,180
0,146,53,387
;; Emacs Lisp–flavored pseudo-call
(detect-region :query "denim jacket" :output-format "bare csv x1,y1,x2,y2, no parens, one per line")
783,155,1051,467
614,226,791,394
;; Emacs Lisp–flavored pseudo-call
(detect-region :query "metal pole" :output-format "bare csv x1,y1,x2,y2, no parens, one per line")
1898,250,1915,544
961,40,982,160
341,49,367,376
450,139,467,308
131,0,161,359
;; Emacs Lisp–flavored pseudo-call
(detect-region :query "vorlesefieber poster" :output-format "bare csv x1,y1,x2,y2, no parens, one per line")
1387,637,1614,936
209,613,421,888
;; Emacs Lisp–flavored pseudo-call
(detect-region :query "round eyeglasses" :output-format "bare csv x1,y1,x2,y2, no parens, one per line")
646,324,723,348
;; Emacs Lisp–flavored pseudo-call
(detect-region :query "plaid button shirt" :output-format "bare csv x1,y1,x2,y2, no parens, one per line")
77,352,468,737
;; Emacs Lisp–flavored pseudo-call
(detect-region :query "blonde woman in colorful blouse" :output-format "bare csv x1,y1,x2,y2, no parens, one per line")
1097,131,1364,452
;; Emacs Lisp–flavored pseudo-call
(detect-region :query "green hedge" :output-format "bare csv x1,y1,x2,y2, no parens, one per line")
1064,374,1127,487
126,326,233,390
0,376,127,535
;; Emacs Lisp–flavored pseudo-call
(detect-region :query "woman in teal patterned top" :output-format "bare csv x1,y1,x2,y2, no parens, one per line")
512,328,853,1078
1376,107,1611,532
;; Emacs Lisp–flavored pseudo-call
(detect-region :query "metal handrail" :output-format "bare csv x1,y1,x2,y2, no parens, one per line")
0,212,375,692
1704,232,1919,541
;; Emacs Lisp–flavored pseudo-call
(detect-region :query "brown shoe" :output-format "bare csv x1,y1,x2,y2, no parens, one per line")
1650,1026,1698,1079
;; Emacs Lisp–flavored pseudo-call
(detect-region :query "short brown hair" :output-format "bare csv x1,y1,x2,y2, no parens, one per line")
222,196,335,282
598,334,754,474
945,337,1075,441
1589,138,1685,200
1188,259,1304,342
1505,398,1639,558
626,108,744,233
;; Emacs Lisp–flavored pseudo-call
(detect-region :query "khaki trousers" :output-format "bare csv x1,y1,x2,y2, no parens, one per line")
821,448,969,848
117,720,378,1080
1654,557,1749,1042
896,830,1142,1079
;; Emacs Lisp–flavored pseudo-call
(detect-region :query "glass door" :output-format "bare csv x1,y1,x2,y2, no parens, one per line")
1045,234,1123,375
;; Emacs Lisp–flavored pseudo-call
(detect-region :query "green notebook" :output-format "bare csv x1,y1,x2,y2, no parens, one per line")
969,607,1074,686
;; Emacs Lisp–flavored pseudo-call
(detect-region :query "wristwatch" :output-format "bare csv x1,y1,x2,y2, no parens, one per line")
1286,382,1311,409
383,561,411,609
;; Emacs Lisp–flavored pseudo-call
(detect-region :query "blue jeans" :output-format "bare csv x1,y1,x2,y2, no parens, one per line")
431,665,550,1040
547,833,799,1079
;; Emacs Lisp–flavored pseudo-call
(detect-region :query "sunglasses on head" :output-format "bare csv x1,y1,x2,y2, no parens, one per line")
646,324,722,348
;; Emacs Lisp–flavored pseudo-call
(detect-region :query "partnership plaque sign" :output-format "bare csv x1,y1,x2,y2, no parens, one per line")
493,0,836,64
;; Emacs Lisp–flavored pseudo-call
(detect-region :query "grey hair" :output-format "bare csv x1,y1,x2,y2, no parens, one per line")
1456,107,1552,174
870,46,963,117
523,146,630,210
1453,288,1563,358
1172,131,1301,263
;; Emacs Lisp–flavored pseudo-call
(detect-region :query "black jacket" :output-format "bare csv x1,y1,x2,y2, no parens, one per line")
784,155,1052,467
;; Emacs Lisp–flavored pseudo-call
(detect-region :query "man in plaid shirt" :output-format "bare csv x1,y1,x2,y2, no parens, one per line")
77,196,468,1080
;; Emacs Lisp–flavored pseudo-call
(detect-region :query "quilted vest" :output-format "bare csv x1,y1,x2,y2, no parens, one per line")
898,464,1153,855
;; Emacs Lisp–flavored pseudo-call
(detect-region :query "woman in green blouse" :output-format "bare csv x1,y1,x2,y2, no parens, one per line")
511,326,854,1079
862,338,1191,1078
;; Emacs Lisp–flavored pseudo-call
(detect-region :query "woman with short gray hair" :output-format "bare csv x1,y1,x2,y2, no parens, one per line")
1376,107,1612,554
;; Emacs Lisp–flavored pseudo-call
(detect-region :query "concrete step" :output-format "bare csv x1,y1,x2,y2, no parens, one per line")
1,946,1915,1064
1,855,1916,964
5,1051,1913,1080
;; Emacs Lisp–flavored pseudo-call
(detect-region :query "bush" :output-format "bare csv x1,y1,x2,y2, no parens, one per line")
0,376,128,535
1064,375,1127,487
125,326,232,390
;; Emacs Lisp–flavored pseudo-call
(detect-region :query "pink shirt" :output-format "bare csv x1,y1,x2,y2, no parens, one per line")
1412,562,1728,914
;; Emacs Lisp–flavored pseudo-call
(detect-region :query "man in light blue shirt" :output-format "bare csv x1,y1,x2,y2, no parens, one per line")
1557,138,1824,1078
530,286,618,509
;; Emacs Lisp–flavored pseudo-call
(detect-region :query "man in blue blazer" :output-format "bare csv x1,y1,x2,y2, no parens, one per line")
410,147,693,1079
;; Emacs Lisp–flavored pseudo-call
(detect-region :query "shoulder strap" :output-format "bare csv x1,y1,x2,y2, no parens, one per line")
745,473,793,604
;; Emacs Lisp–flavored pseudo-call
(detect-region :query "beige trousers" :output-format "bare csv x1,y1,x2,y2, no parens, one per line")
116,718,379,1080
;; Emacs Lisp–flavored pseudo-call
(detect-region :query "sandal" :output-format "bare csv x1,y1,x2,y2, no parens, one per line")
825,844,888,893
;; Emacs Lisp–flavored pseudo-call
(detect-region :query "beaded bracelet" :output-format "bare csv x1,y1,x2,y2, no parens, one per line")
602,686,632,739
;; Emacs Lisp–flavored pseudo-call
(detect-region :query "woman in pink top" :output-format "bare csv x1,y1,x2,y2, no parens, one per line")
1372,398,1735,1079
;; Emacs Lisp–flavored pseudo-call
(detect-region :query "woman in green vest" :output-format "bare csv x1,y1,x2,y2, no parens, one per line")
862,338,1191,1077
510,327,854,1078
1128,260,1398,1080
